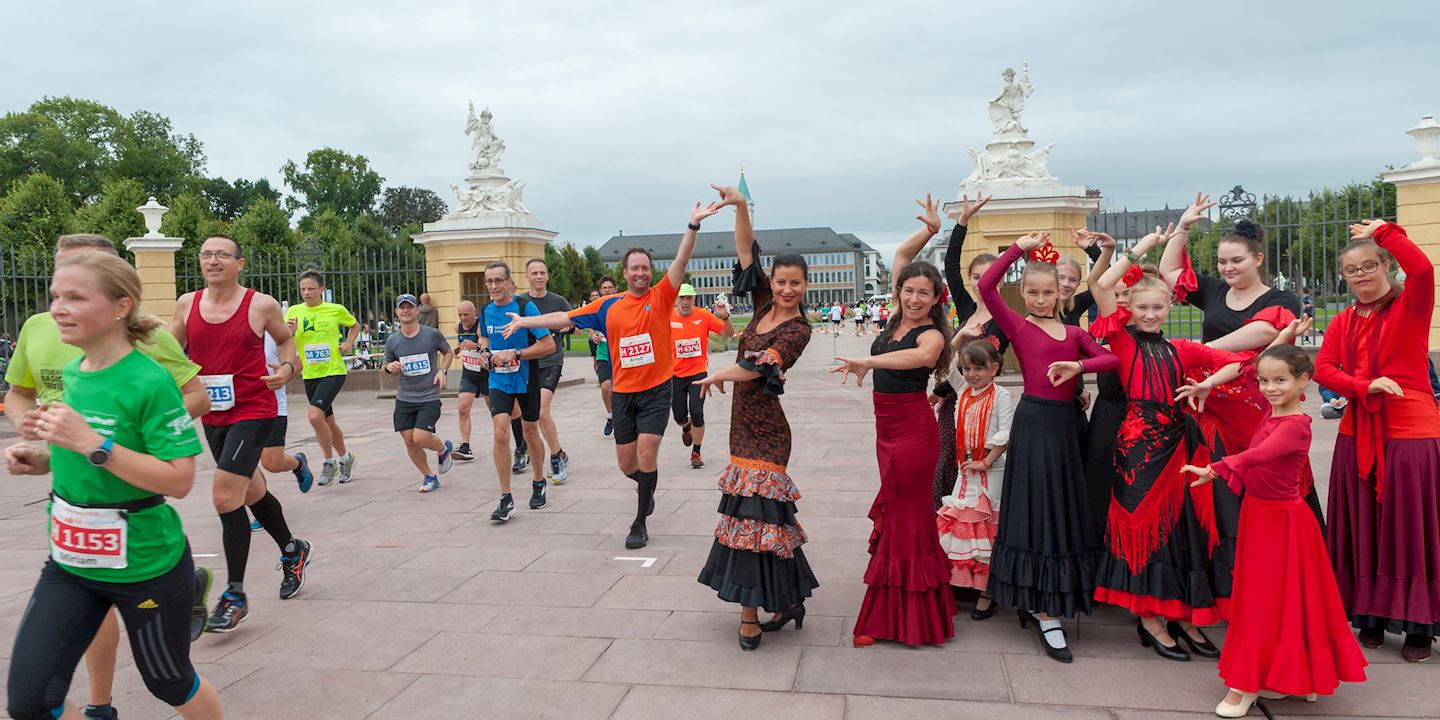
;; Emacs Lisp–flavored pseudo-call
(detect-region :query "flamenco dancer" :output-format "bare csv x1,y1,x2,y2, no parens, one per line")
1076,229,1129,537
695,186,818,652
1183,345,1367,716
979,231,1119,662
1318,219,1440,663
935,340,1013,620
932,193,995,510
835,194,957,647
1088,224,1260,661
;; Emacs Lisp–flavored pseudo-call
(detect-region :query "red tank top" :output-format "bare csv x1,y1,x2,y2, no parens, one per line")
188,288,277,426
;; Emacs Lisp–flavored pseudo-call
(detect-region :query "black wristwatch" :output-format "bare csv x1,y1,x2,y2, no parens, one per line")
687,222,701,231
88,437,115,467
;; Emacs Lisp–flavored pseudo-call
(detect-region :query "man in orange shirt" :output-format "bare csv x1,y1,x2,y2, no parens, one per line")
669,283,734,469
503,198,723,549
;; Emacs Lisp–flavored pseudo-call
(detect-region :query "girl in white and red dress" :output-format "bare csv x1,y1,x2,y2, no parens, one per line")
1183,345,1367,718
936,340,1013,620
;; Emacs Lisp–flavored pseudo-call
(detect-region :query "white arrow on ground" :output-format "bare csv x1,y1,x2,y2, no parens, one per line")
613,556,657,568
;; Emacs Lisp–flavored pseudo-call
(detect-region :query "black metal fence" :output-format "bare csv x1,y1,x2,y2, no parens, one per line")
0,247,54,341
1088,182,1395,340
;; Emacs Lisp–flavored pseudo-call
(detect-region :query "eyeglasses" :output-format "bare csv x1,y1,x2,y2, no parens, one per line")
484,278,509,286
1341,260,1382,278
198,251,237,261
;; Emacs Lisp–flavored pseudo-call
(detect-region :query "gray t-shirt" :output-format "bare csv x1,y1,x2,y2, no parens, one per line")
383,325,450,402
519,291,573,368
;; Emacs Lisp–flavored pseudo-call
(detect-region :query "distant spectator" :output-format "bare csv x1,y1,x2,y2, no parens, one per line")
1318,384,1347,419
417,292,440,329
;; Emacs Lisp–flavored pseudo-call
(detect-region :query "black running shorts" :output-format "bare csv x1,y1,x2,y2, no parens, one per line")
612,382,670,445
203,418,274,477
393,400,441,433
303,375,345,417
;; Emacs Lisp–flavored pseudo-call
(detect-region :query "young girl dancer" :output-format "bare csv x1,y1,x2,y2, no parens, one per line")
1077,230,1128,537
979,231,1119,663
695,185,816,652
1183,345,1368,717
1089,225,1253,660
835,195,956,647
936,340,1013,619
1319,219,1440,662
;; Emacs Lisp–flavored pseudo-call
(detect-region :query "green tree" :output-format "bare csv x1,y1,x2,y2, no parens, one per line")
375,186,447,232
110,110,206,200
160,192,229,255
561,242,593,304
0,173,73,255
201,176,281,220
307,209,356,254
72,178,148,244
583,245,608,284
230,197,293,255
280,147,384,220
542,243,571,299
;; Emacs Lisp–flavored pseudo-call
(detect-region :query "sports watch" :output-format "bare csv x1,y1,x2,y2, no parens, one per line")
87,437,115,467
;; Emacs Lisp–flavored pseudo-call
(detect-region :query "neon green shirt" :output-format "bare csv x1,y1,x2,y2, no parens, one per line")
50,351,201,583
285,301,358,379
4,312,199,403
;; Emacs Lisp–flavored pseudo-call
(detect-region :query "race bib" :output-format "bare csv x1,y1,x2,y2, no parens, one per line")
618,333,655,369
199,374,236,411
303,343,332,365
674,337,703,359
50,495,127,570
460,348,485,372
400,353,432,377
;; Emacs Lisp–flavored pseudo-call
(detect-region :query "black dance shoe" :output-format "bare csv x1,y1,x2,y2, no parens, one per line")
970,595,997,621
1019,610,1073,663
738,620,762,651
1138,620,1191,661
1168,621,1220,658
759,604,806,632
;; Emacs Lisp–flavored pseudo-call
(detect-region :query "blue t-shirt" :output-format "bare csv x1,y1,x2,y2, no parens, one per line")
482,298,550,395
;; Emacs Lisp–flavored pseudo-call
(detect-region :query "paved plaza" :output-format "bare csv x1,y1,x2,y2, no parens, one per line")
1,332,1435,719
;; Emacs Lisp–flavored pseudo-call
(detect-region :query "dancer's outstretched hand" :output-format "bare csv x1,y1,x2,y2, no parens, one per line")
1174,378,1213,413
1046,360,1082,387
1181,464,1215,486
711,184,747,208
1349,219,1386,240
695,374,727,398
832,357,870,387
958,193,992,225
915,193,942,234
1015,231,1048,252
691,201,724,225
1179,192,1216,229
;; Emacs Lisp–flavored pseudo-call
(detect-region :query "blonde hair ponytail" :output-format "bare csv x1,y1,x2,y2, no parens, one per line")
56,252,161,346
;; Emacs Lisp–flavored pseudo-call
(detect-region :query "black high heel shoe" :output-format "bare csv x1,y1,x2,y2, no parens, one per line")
759,604,805,632
1137,620,1191,661
1167,621,1220,659
970,595,997,621
738,620,762,651
1019,610,1073,663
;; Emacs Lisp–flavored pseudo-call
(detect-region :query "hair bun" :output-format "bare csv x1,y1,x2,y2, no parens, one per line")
1232,218,1264,242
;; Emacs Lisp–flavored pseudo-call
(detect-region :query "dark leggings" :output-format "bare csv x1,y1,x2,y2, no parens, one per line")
670,372,707,427
8,552,199,718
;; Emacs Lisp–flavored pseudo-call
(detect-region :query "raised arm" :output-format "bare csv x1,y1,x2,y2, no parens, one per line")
1098,225,1171,291
1084,230,1119,317
892,193,942,286
1160,192,1215,282
718,184,757,270
1365,221,1433,320
669,198,724,290
979,236,1040,339
942,193,991,318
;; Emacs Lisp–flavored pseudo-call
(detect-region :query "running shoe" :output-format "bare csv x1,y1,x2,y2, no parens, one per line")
277,539,312,599
83,704,118,720
691,450,704,469
550,451,568,484
453,443,474,461
319,460,339,486
338,452,359,483
250,519,262,531
191,565,213,641
420,475,441,493
529,480,548,509
625,522,649,549
206,591,248,633
438,440,454,474
512,447,530,472
293,452,314,492
491,495,516,522
681,422,693,447
603,417,613,436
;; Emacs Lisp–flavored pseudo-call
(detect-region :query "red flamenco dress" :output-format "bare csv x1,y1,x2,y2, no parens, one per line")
1212,413,1367,696
1089,308,1245,624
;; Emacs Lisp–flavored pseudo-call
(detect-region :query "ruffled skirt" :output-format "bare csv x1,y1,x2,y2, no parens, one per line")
698,457,819,613
937,468,1001,590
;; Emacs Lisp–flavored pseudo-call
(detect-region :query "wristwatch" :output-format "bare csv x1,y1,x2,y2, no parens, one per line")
88,437,115,467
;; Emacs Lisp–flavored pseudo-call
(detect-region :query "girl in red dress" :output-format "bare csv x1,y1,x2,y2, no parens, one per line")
1183,345,1367,717
1318,219,1440,662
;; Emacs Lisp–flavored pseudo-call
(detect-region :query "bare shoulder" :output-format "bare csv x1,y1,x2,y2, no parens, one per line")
251,292,283,318
174,291,197,317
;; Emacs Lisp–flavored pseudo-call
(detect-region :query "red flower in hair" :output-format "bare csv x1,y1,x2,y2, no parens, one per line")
1122,265,1144,287
1027,240,1060,264
938,284,950,306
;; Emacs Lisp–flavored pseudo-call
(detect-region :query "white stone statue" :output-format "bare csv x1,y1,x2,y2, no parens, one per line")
466,102,506,172
962,143,1054,186
987,64,1032,137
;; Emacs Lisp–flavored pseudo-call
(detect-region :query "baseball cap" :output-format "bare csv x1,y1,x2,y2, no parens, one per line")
395,293,418,308
678,283,697,297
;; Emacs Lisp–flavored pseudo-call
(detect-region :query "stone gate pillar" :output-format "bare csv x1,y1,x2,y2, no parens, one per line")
125,197,184,324
1381,114,1440,350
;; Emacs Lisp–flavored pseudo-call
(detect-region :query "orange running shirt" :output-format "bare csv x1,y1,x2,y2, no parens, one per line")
669,307,725,377
568,275,679,393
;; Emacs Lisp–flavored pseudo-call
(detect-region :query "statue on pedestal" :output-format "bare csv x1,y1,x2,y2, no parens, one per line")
987,64,1033,137
963,64,1058,190
444,104,532,219
466,102,506,173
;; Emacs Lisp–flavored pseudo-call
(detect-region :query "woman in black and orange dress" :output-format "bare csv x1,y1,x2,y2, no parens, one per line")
696,186,817,651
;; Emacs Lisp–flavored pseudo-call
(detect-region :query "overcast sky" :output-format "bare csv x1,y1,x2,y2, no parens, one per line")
4,1,1435,256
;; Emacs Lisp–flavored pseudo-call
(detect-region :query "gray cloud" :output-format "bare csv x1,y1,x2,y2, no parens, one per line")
3,1,1434,258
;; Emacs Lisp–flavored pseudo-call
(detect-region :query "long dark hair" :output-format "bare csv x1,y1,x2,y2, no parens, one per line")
882,261,954,383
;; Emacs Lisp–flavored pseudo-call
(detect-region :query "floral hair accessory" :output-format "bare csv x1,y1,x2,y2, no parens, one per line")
1027,240,1060,264
938,284,950,306
1122,265,1144,287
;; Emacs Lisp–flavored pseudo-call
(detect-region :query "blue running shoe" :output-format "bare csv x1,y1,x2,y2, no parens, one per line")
250,519,262,532
293,452,314,493
420,475,440,493
438,440,454,474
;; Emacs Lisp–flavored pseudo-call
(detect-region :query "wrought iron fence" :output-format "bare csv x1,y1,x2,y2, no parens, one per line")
0,247,54,341
1088,182,1395,340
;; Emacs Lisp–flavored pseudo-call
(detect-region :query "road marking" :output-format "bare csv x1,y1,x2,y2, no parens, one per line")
192,553,221,558
613,556,657,568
